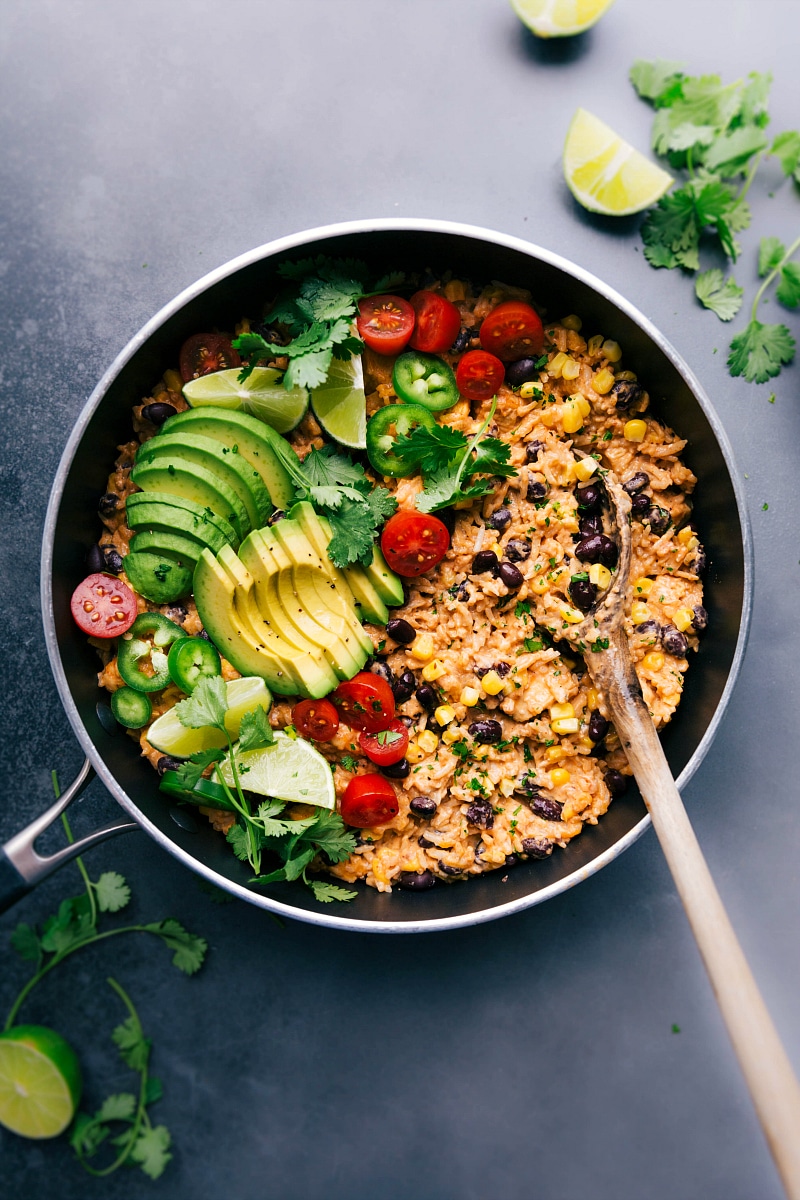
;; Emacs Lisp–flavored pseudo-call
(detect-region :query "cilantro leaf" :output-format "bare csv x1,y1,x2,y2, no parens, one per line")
11,922,41,962
284,347,334,391
641,189,700,270
759,236,785,277
40,894,94,954
325,489,397,569
703,125,769,176
301,809,358,864
299,276,361,322
226,823,252,862
695,270,744,321
70,1112,109,1156
174,747,225,791
94,871,131,914
776,262,800,309
470,435,516,478
301,444,370,492
174,676,228,732
391,424,468,473
96,1093,137,1123
728,320,796,383
144,1076,164,1105
629,59,684,104
373,270,406,291
340,754,360,772
238,705,274,752
650,74,742,159
308,880,358,903
771,130,800,180
130,1125,172,1181
112,1015,150,1071
253,800,304,838
144,918,208,974
283,846,316,881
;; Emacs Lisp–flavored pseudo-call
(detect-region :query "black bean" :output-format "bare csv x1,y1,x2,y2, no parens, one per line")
506,358,541,387
579,512,602,537
487,507,512,532
379,758,409,781
85,543,104,573
387,617,416,645
465,798,494,828
690,548,707,577
645,506,671,535
103,548,124,574
165,603,188,624
418,835,435,848
576,482,603,511
267,509,286,525
410,795,436,815
98,492,119,516
569,577,597,612
415,684,438,714
449,580,470,602
505,537,531,562
141,401,177,426
588,711,609,742
662,626,688,656
630,493,651,516
531,794,564,821
156,755,183,776
468,719,503,744
575,533,618,568
252,322,285,344
441,863,465,876
392,670,416,704
504,854,519,868
622,471,649,495
525,440,544,463
692,605,708,632
498,561,524,591
635,620,661,642
472,549,499,575
437,506,456,535
514,772,540,797
527,479,548,503
604,769,629,797
450,327,472,354
611,380,645,411
397,870,436,890
197,629,211,641
476,663,510,679
522,837,553,859
370,661,394,685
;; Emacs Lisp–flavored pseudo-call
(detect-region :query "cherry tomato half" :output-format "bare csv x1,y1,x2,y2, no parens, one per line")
179,333,241,383
359,719,409,767
340,774,399,828
455,349,506,401
331,672,396,733
380,511,450,578
357,294,415,357
292,698,340,742
408,290,462,354
70,573,138,638
479,301,544,363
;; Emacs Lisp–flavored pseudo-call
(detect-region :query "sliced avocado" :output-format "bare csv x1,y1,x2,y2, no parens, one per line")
130,459,247,542
361,544,405,606
161,407,296,511
129,529,202,569
125,500,230,554
123,550,193,604
286,501,358,603
335,562,389,626
137,431,270,529
125,490,238,547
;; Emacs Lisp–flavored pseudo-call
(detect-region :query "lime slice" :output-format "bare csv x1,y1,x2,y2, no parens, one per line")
0,1026,82,1139
219,730,336,809
147,676,272,758
183,367,309,434
310,355,367,449
511,0,616,36
563,108,673,216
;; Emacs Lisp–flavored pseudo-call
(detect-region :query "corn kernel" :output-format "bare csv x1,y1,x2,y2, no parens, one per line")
434,704,455,726
444,279,466,302
531,574,550,595
550,702,575,721
163,368,184,393
634,576,654,595
642,651,665,672
561,606,584,624
549,768,571,787
481,669,506,696
546,745,566,763
422,658,446,682
592,367,615,395
549,351,568,377
409,633,435,662
460,685,480,707
560,514,580,533
579,735,595,751
561,356,581,380
589,563,612,589
587,687,601,710
560,655,576,669
631,601,650,625
417,729,439,754
561,313,583,332
587,334,605,355
562,402,584,434
498,777,517,798
602,339,622,363
677,526,695,545
372,860,389,884
573,393,591,418
519,380,540,400
624,419,647,442
616,369,637,382
674,607,694,633
551,717,580,735
442,726,461,745
573,457,598,482
406,743,425,764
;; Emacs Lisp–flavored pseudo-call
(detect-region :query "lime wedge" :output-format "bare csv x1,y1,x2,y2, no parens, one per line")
183,367,309,434
563,108,673,216
0,1026,82,1139
219,730,336,809
511,0,616,36
147,676,272,758
310,355,367,449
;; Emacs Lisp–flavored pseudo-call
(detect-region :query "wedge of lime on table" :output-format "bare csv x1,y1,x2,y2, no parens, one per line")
563,108,673,216
147,676,272,758
511,0,616,37
182,366,309,433
0,1026,82,1139
310,354,367,449
219,730,336,808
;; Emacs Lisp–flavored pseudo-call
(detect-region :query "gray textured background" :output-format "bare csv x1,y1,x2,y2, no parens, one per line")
1,2,798,1197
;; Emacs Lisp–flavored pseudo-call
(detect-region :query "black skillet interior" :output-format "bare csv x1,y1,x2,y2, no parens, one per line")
49,227,746,926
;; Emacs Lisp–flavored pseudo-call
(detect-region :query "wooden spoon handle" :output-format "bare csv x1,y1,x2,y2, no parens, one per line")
595,632,800,1198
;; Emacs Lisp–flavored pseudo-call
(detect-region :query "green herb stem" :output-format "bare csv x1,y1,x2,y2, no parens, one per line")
737,150,764,203
751,232,800,319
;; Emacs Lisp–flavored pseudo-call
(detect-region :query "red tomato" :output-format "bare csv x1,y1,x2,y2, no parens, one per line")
70,574,137,638
331,672,396,733
479,301,544,363
179,333,241,382
455,349,506,401
340,774,399,828
357,295,415,357
380,511,450,578
359,719,409,767
408,290,462,353
292,698,340,742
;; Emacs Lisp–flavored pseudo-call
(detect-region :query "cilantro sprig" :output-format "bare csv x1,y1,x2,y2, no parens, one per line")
727,235,800,382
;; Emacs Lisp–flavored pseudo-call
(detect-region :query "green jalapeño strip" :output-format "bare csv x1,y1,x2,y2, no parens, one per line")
392,351,459,411
167,636,222,693
117,613,187,692
158,771,236,810
110,687,152,729
365,403,437,477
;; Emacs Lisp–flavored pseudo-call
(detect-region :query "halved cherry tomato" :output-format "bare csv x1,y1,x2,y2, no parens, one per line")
340,774,399,828
359,719,409,767
70,573,137,638
357,295,415,357
479,301,544,363
179,333,241,382
455,349,506,401
292,698,340,742
331,672,395,733
408,290,462,354
380,511,450,578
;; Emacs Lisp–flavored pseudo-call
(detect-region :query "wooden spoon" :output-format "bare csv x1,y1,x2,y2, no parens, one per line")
563,463,800,1199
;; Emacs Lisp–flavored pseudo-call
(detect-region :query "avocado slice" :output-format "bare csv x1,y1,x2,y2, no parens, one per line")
125,491,238,548
129,529,203,569
360,544,405,607
161,406,296,511
124,550,193,604
125,499,230,554
130,459,248,542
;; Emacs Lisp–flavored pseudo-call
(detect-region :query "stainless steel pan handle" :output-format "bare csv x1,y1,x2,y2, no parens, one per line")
0,758,138,914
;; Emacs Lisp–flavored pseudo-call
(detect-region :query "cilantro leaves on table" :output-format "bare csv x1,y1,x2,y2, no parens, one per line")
727,235,800,382
694,269,744,321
